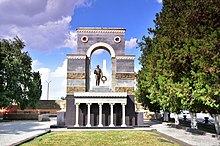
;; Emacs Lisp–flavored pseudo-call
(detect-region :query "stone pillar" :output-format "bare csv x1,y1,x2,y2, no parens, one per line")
74,103,80,127
121,103,126,127
86,103,91,127
109,103,115,127
98,103,103,127
111,57,116,91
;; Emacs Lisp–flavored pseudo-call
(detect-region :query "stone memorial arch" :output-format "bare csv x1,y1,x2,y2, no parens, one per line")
86,42,116,90
62,28,141,128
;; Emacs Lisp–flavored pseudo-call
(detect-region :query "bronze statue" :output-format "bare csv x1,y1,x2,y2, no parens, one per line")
94,65,102,86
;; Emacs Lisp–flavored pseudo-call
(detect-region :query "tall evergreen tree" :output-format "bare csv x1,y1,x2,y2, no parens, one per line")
136,0,220,131
0,37,42,109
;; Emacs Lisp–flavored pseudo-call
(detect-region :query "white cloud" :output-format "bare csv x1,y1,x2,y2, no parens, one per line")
38,67,51,84
125,37,137,49
0,0,92,51
0,0,96,99
51,59,67,77
156,0,163,4
63,31,77,49
32,60,41,71
36,59,67,100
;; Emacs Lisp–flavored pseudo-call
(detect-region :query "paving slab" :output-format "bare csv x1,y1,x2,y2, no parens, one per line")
145,120,220,146
0,120,55,146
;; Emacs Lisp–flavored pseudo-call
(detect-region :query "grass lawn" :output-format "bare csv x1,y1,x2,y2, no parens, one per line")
22,130,179,146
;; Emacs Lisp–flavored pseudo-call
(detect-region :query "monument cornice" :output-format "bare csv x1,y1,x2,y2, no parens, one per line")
67,54,86,59
116,55,135,60
77,28,126,34
73,92,127,97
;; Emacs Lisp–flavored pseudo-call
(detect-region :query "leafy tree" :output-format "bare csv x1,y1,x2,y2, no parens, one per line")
136,0,220,129
0,37,42,109
135,68,160,113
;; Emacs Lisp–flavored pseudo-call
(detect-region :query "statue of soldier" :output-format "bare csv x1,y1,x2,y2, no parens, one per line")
94,65,102,86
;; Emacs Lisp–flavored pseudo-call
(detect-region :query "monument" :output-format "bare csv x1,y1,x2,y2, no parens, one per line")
60,27,142,128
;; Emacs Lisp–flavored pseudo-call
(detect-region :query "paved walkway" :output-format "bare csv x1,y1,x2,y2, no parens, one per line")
0,120,219,146
145,120,220,146
0,120,56,146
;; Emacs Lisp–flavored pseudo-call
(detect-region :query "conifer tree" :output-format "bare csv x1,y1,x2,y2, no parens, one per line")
136,0,220,131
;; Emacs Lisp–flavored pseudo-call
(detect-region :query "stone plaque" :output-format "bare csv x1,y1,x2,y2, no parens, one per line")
67,86,86,93
115,87,134,95
116,59,134,72
67,73,86,79
67,59,86,72
115,73,135,80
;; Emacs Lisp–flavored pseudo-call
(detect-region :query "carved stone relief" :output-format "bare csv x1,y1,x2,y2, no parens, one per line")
115,87,134,95
115,73,136,80
67,73,86,79
67,86,86,93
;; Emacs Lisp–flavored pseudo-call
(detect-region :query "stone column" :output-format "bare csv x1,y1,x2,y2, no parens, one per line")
86,103,91,127
74,103,80,127
121,103,126,127
109,103,115,127
111,57,116,91
98,103,103,127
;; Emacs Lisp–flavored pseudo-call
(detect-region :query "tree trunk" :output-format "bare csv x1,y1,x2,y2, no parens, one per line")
163,111,169,122
190,112,197,129
153,111,160,119
174,113,179,125
213,114,220,135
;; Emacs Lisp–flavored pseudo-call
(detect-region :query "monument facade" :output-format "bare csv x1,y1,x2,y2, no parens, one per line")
64,28,139,127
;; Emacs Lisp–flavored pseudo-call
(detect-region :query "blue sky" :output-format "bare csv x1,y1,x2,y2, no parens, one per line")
0,0,162,99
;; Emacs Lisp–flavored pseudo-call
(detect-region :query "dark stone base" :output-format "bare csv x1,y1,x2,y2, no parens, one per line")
50,124,150,129
67,126,134,129
65,95,137,127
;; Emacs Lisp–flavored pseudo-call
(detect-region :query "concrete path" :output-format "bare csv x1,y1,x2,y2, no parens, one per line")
145,120,220,146
0,120,56,146
0,120,219,146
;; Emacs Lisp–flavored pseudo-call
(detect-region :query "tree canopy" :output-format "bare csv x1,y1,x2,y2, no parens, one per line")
0,37,42,109
136,0,220,114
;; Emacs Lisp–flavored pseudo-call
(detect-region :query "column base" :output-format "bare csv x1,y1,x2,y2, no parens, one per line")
121,124,127,127
109,124,115,127
74,124,79,127
86,124,91,127
98,124,103,127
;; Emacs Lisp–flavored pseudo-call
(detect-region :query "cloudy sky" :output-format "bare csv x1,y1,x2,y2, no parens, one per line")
0,0,162,100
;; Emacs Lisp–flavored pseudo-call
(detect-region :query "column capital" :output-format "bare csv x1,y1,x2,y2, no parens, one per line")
98,103,103,105
86,103,92,105
109,103,115,105
75,103,80,105
121,103,126,106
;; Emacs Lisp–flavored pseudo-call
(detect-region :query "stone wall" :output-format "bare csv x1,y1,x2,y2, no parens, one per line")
3,113,39,120
67,55,87,93
115,56,135,95
77,28,125,55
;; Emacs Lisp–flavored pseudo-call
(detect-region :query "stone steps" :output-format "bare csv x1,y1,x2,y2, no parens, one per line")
90,86,112,92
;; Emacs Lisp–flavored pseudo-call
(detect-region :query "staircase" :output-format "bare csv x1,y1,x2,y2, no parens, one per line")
90,86,112,92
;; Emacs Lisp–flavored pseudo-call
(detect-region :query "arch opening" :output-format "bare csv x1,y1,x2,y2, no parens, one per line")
86,42,116,58
86,42,116,91
90,49,111,89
